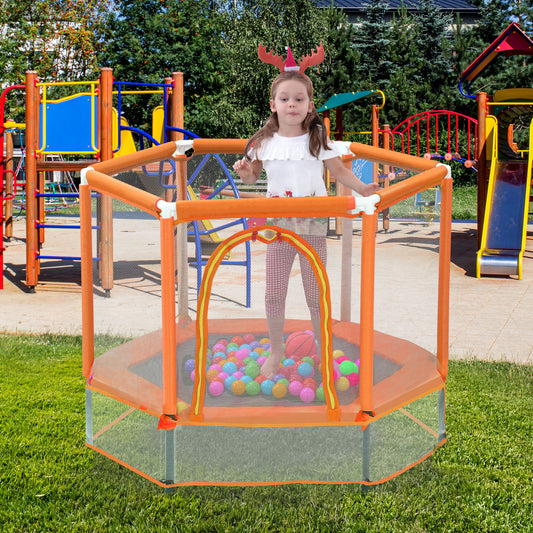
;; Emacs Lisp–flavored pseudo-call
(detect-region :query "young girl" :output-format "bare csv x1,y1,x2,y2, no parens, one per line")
233,71,379,379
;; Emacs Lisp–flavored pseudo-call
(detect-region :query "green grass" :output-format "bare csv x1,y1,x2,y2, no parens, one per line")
1,333,531,532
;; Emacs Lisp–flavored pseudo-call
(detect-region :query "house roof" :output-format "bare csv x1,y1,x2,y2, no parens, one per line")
315,0,479,14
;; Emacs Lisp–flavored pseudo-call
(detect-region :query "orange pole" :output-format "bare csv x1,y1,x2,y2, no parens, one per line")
161,215,177,416
85,169,161,216
4,130,14,239
437,175,452,379
377,165,448,212
358,212,377,420
80,183,95,378
98,68,114,294
25,71,38,290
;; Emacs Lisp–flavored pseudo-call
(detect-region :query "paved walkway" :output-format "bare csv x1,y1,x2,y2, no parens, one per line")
1,216,532,364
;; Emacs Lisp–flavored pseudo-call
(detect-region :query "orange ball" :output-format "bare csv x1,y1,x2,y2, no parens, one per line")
272,382,287,399
231,380,246,395
206,368,219,383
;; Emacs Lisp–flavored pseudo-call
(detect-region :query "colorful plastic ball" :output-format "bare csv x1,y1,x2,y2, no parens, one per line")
302,356,315,367
254,375,267,385
245,362,260,379
347,373,360,387
257,356,267,366
260,338,270,345
300,387,315,403
190,369,195,381
297,362,313,378
311,354,320,367
315,385,325,402
249,341,261,350
262,344,271,351
235,348,251,360
272,373,285,383
233,371,244,380
336,355,349,364
339,360,357,375
226,342,239,351
218,371,229,381
260,379,274,395
184,359,196,373
288,380,303,397
206,369,219,383
272,382,287,399
231,380,246,395
243,334,256,344
212,343,226,354
332,349,344,360
253,347,264,356
224,376,237,390
241,375,253,384
209,363,223,373
283,358,295,367
303,378,317,391
277,378,290,388
222,361,238,375
231,336,244,345
208,381,224,396
246,381,261,396
285,331,316,359
356,359,360,369
335,376,350,392
217,339,229,346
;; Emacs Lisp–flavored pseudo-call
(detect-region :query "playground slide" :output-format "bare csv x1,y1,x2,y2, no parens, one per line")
477,120,532,278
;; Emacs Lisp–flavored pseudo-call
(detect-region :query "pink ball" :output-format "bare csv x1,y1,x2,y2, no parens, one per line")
300,387,315,403
235,348,251,360
233,371,244,380
212,343,226,354
218,371,229,381
190,370,195,381
217,339,229,346
336,355,349,364
347,373,360,386
288,381,303,397
208,381,224,396
257,356,267,365
210,363,223,372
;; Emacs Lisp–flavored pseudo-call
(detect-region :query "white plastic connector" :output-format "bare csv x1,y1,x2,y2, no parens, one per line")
437,162,452,180
352,193,380,215
333,141,355,157
156,199,177,220
172,140,195,158
80,166,94,186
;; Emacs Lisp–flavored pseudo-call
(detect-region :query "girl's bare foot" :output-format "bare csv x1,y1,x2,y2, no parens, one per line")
260,352,283,379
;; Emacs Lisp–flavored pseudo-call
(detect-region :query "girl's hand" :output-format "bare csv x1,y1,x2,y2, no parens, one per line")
361,181,381,197
233,158,262,184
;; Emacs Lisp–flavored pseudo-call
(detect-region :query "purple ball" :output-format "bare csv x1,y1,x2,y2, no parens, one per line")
184,359,196,373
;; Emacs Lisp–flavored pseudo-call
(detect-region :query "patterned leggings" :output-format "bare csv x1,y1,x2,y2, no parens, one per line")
265,235,327,321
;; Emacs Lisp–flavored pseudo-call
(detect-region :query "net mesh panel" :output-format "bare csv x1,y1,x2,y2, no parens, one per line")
87,150,445,485
89,389,441,485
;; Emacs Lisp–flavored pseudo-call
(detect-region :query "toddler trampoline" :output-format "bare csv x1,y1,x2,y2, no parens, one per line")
80,138,452,487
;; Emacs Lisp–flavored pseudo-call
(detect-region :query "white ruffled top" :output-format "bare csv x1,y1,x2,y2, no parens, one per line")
248,132,341,236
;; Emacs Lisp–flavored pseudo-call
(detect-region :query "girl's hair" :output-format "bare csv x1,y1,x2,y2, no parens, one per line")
244,71,331,160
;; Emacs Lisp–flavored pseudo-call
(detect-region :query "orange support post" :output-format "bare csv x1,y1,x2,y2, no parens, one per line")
4,130,14,239
358,211,377,421
98,68,114,295
25,71,39,290
80,183,95,378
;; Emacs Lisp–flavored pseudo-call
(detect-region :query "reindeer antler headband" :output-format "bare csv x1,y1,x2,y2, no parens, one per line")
257,43,325,74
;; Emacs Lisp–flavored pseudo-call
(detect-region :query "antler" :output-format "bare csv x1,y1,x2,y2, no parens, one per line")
298,42,325,74
257,44,285,73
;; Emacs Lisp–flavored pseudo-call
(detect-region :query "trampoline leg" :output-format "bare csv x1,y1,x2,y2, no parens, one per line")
164,429,175,492
361,424,371,495
85,389,93,446
438,387,446,443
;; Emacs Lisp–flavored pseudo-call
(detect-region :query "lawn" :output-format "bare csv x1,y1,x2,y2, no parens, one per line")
1,333,531,532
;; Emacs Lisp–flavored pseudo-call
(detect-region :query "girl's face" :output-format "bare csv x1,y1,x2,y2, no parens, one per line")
270,79,313,134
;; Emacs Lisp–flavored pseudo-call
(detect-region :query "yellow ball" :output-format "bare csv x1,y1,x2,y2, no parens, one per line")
176,401,189,414
332,349,344,360
231,380,246,395
335,376,350,392
260,338,271,345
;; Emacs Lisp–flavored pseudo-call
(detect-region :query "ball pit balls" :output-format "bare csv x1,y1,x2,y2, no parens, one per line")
222,361,238,375
284,331,316,359
288,380,303,397
257,356,267,366
246,381,261,396
217,339,229,346
206,368,219,383
233,371,244,380
260,379,274,395
184,359,196,373
249,341,261,350
231,336,244,345
235,348,250,360
224,376,237,390
241,375,253,384
272,382,287,399
336,355,349,364
255,374,267,385
315,385,325,402
277,378,290,387
297,361,313,378
260,337,270,345
300,387,315,403
243,334,256,344
208,381,224,396
190,369,195,381
283,358,295,367
335,376,350,392
231,380,246,395
332,349,344,360
212,343,226,354
339,360,357,375
347,372,360,387
245,361,260,379
302,356,315,367
302,378,317,391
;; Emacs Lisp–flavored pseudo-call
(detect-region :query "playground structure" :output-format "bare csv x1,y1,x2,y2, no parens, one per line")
80,137,452,487
460,22,533,279
1,69,251,298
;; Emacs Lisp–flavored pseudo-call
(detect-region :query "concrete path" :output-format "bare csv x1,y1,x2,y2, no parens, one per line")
2,216,532,364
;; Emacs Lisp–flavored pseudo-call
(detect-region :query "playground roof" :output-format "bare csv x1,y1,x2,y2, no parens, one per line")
315,0,478,15
460,23,533,96
316,90,377,112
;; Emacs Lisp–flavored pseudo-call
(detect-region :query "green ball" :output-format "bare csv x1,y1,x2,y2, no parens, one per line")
339,360,356,375
277,378,290,387
246,381,261,396
245,361,260,379
302,356,315,367
316,386,325,402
